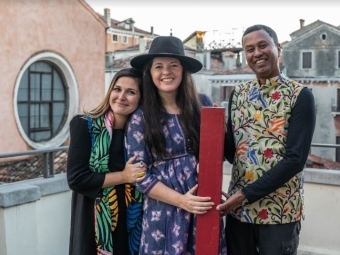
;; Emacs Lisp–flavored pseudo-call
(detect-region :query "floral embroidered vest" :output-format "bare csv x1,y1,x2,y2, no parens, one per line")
229,74,304,224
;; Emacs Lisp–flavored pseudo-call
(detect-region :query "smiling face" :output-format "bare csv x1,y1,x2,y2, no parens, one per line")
150,57,183,95
243,29,281,84
109,76,141,121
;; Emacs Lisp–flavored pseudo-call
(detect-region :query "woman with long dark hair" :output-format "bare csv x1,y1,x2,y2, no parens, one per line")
126,36,227,255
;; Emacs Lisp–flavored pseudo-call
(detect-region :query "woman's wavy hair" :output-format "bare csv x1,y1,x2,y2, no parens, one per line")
142,59,202,160
83,68,143,119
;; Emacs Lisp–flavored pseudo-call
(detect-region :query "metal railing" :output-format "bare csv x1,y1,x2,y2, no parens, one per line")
311,143,340,148
0,143,339,180
0,146,69,178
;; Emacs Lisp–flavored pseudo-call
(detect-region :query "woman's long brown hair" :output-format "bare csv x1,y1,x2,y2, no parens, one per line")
142,60,202,160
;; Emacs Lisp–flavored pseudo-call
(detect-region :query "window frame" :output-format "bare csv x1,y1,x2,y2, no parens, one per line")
335,88,340,112
17,61,68,142
14,52,79,149
112,34,118,43
301,51,312,69
121,35,128,44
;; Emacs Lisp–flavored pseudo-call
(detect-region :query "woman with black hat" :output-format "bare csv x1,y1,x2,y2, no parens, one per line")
125,36,227,254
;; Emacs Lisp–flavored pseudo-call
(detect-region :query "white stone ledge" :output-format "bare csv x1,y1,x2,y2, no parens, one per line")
0,173,69,208
0,184,40,207
303,168,340,186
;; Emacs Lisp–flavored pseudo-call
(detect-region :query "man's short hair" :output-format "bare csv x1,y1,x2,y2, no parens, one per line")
242,24,279,45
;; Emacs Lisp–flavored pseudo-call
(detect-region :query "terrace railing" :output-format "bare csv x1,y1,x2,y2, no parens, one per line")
0,143,339,180
0,146,69,178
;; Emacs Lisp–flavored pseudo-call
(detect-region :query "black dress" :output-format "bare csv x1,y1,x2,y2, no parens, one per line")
67,115,128,255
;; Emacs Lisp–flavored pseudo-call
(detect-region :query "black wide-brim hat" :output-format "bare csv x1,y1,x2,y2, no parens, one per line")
130,36,203,73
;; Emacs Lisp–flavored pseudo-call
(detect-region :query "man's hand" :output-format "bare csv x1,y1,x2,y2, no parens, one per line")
216,191,246,216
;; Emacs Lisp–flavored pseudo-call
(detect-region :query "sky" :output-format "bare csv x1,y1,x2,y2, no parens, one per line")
85,0,340,46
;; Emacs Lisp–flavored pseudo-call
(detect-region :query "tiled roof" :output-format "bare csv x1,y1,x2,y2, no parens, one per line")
112,56,134,69
0,151,67,184
214,65,254,75
307,154,340,170
289,20,340,39
98,15,154,35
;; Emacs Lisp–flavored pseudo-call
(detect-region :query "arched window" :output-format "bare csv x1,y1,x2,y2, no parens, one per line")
14,51,79,149
17,61,68,142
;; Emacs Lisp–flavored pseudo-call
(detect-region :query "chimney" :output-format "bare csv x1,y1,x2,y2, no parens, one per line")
151,26,154,35
299,19,305,28
104,8,111,27
131,22,135,32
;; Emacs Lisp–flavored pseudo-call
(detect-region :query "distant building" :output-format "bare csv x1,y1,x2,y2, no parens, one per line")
282,19,340,161
101,8,158,69
183,31,206,51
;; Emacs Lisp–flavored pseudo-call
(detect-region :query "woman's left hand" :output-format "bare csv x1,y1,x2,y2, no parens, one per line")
179,184,214,214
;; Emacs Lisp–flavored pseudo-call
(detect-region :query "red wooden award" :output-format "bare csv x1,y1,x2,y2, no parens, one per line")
196,107,225,255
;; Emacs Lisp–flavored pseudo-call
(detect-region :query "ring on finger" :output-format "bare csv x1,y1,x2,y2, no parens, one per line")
137,172,145,178
139,161,144,168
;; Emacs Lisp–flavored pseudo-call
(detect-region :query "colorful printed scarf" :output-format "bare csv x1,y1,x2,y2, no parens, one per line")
85,111,143,255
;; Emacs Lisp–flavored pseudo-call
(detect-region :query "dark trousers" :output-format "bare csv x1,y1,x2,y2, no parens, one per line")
225,215,301,255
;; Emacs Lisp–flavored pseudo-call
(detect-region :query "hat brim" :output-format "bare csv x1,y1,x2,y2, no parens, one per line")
130,53,203,73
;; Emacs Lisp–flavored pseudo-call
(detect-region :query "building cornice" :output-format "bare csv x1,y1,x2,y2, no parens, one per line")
210,77,340,84
106,27,157,38
292,78,340,83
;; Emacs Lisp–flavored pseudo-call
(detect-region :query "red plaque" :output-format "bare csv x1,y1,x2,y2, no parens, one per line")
196,107,225,255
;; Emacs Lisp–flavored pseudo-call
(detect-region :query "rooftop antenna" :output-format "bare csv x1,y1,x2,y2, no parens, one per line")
170,29,172,36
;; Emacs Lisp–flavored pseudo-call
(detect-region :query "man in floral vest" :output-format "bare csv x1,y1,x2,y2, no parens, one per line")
217,24,316,255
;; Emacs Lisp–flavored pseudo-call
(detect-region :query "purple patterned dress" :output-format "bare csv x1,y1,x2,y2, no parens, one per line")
125,102,227,255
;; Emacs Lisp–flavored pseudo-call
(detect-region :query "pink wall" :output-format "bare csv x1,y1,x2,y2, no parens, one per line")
0,0,106,153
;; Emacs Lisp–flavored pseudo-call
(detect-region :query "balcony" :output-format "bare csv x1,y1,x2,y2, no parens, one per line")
0,163,339,255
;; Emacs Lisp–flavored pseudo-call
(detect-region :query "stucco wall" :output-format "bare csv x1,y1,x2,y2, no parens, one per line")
106,33,140,52
0,0,106,153
283,26,340,78
310,83,337,160
292,81,340,161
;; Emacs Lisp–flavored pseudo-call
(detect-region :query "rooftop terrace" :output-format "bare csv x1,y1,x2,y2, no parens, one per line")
0,162,339,255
